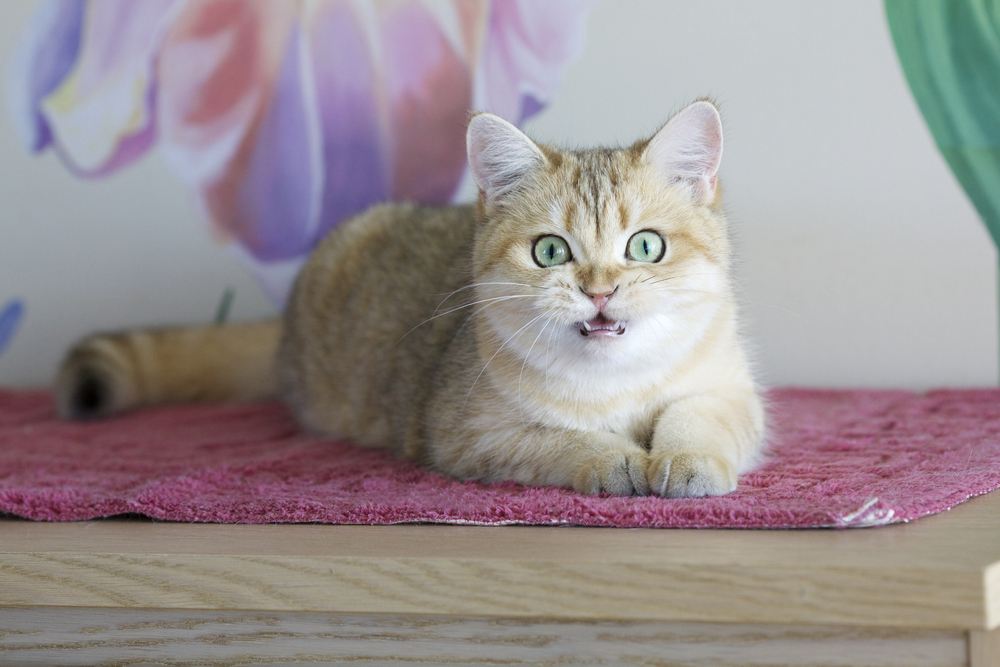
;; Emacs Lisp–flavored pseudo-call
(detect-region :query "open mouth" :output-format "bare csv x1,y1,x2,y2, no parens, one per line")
579,313,626,337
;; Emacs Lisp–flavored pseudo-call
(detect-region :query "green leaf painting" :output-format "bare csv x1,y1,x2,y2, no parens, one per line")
885,0,1000,247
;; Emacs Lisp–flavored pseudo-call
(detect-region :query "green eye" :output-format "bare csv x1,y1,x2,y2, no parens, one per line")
626,230,666,263
532,235,572,267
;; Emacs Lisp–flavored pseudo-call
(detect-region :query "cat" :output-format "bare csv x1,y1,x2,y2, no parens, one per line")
55,100,765,498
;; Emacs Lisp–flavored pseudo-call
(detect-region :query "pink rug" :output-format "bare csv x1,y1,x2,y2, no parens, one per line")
1,388,999,528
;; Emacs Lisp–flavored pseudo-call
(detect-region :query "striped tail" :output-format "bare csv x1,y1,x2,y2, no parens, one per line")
55,320,281,420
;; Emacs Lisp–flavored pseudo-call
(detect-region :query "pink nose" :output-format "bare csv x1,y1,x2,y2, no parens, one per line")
580,286,617,310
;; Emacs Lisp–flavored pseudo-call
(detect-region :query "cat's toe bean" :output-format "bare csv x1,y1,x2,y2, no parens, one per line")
573,447,649,496
648,452,736,498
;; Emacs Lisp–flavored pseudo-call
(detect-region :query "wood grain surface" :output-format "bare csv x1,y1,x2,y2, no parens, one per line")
971,628,1000,667
3,491,1000,664
0,608,969,667
3,489,1000,629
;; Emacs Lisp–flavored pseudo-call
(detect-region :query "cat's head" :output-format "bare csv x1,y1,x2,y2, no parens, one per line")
466,100,732,375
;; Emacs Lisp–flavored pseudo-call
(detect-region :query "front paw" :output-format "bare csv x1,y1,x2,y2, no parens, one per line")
647,452,737,498
572,443,650,496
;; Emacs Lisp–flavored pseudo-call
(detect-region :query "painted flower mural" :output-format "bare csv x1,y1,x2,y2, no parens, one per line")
9,0,591,301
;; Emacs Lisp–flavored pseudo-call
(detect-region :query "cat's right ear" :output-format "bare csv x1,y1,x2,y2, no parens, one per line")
467,113,547,204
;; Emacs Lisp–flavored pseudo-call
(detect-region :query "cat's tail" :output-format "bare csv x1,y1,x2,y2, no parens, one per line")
54,320,282,420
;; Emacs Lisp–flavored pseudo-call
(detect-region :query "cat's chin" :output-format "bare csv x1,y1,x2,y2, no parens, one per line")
578,315,626,338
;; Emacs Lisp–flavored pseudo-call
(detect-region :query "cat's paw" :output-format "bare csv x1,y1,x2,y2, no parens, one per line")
572,442,650,496
646,452,737,498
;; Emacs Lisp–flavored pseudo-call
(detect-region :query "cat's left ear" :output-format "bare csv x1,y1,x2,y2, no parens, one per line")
467,113,547,204
642,100,723,204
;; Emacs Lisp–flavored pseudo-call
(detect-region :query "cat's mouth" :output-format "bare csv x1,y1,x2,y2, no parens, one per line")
579,314,626,337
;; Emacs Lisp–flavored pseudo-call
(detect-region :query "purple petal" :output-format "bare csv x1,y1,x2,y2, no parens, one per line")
519,93,544,123
0,300,25,356
234,24,323,261
6,0,85,153
308,2,388,247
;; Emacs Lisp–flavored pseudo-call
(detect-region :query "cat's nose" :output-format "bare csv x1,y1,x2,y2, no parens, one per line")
579,285,618,311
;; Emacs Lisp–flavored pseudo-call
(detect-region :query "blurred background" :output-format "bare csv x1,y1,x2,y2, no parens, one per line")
0,0,995,389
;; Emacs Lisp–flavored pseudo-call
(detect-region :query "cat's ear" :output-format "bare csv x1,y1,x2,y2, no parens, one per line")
467,113,547,203
642,100,723,204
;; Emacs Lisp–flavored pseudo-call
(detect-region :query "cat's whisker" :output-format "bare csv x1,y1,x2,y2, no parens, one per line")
433,294,539,318
518,314,556,404
465,312,548,404
449,297,526,342
646,271,720,286
646,315,680,351
456,301,540,344
652,286,720,297
543,310,561,394
433,282,546,313
396,295,540,344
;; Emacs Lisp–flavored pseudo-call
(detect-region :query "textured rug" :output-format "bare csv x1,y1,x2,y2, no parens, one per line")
1,388,999,528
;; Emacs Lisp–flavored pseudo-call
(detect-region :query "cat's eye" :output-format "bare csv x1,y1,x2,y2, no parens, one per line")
532,235,572,267
626,230,666,263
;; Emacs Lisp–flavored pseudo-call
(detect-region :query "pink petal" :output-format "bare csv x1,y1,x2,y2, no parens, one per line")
377,1,474,202
157,0,301,254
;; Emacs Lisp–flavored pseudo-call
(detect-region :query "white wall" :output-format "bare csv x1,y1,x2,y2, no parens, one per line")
1,0,995,388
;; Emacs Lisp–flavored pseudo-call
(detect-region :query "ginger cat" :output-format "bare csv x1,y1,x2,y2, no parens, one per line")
56,100,765,497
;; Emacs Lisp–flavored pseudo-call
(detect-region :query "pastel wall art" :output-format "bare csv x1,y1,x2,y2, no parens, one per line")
8,0,592,302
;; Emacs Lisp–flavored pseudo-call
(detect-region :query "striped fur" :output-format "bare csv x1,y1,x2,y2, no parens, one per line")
55,322,280,419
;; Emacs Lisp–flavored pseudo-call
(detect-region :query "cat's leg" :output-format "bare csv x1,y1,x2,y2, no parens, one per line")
647,388,765,498
433,424,650,496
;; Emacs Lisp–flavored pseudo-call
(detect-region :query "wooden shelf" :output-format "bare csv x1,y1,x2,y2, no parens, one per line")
3,489,1000,632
